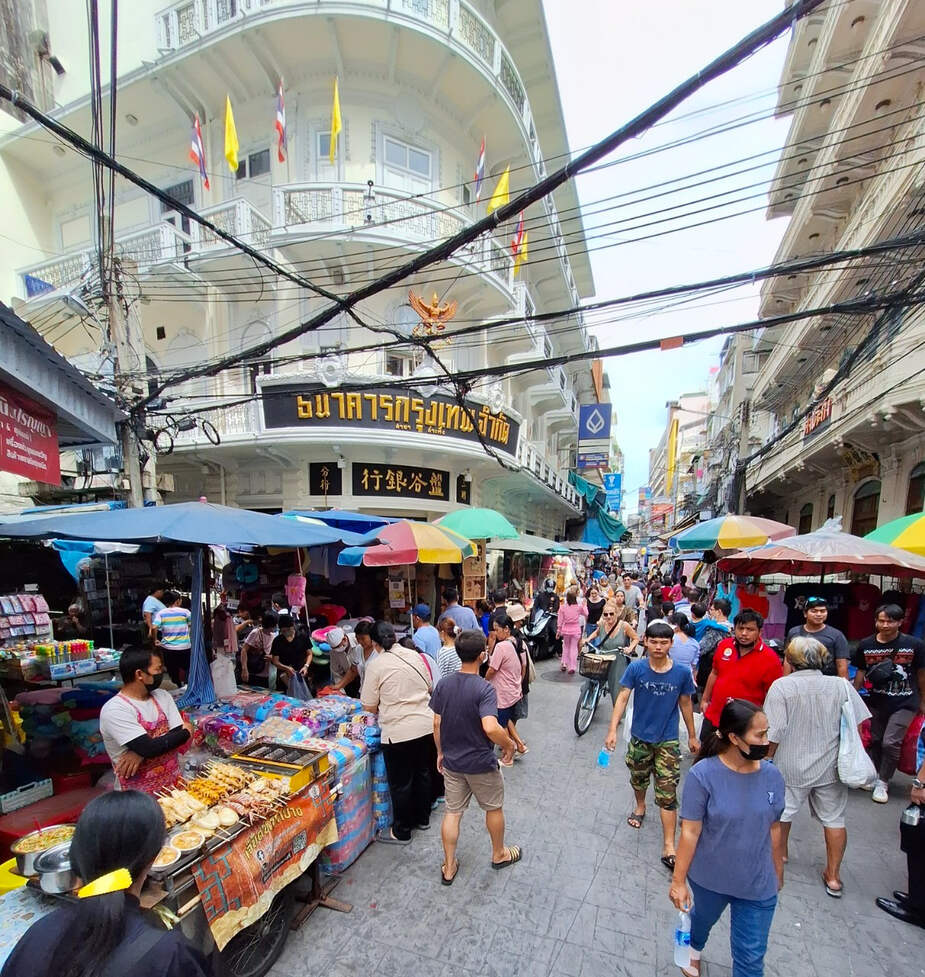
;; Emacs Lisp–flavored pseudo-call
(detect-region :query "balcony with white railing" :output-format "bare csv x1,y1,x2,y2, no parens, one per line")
273,182,514,298
19,222,193,299
190,199,273,255
169,400,261,449
515,438,580,509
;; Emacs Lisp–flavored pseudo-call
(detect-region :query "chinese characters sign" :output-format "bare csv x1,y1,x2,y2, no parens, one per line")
262,385,519,454
309,461,343,496
0,381,60,485
192,782,336,950
352,463,449,501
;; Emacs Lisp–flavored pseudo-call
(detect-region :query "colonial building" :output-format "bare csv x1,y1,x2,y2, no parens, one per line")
743,0,925,533
0,0,606,537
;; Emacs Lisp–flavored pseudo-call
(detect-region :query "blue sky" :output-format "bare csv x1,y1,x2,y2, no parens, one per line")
545,0,793,511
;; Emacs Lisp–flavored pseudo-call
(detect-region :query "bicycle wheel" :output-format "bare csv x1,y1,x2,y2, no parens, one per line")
573,680,601,736
221,885,295,977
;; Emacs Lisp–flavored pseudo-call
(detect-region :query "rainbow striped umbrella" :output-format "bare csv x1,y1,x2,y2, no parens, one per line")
671,515,795,552
337,520,477,566
866,512,925,556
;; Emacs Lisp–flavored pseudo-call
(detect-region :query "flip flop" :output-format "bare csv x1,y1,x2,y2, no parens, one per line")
441,859,460,885
627,811,645,829
823,875,843,898
491,845,523,869
661,854,676,871
376,828,412,846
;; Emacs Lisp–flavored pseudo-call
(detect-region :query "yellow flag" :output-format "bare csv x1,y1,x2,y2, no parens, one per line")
224,95,239,173
330,77,342,164
513,231,528,276
486,166,510,215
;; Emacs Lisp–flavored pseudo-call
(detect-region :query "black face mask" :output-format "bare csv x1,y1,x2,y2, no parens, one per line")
144,672,164,691
735,742,769,761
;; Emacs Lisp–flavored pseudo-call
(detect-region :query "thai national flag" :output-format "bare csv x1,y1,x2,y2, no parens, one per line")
189,114,209,190
511,211,525,257
474,137,485,202
275,80,287,163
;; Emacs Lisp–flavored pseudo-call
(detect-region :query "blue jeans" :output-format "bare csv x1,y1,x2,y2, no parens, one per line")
689,878,777,977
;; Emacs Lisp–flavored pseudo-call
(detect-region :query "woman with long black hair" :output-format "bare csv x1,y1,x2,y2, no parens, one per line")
2,791,213,977
668,699,786,977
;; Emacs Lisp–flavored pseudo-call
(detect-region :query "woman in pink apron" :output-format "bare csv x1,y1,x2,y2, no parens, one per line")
115,693,184,792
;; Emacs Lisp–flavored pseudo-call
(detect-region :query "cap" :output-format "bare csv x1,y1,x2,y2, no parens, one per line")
506,603,527,623
412,603,431,619
805,596,827,608
327,627,347,648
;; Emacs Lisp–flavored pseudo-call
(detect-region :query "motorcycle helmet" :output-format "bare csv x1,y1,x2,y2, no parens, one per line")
544,578,556,591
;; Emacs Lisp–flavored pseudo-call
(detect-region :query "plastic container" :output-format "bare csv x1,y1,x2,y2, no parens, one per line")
597,748,611,768
673,910,691,967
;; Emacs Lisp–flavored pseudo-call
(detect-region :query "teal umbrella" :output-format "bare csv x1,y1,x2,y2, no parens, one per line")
436,508,519,540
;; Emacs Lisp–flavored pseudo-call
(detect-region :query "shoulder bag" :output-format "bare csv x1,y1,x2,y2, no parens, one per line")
837,678,877,789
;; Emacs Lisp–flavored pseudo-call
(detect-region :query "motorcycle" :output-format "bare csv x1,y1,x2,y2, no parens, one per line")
523,606,561,661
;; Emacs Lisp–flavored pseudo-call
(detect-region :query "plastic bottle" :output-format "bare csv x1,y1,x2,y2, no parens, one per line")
597,747,611,768
673,910,691,967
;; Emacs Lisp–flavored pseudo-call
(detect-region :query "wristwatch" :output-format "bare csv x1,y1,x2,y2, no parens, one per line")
913,779,925,790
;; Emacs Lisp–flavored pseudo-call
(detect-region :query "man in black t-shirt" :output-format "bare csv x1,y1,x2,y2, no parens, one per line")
786,596,849,678
430,629,520,883
852,604,925,805
270,613,313,693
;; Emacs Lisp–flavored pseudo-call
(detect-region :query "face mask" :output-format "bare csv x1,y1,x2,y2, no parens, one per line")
735,741,769,761
145,672,164,691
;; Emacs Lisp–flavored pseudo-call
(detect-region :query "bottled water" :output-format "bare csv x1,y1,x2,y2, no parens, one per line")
597,748,611,768
673,910,691,967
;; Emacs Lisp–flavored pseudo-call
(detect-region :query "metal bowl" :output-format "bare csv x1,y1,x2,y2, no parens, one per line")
33,841,78,894
11,824,77,877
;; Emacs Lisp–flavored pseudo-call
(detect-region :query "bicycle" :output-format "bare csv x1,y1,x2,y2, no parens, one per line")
573,650,618,735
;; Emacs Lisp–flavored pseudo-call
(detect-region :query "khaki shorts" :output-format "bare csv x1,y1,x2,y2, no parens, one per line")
443,766,504,814
782,781,847,828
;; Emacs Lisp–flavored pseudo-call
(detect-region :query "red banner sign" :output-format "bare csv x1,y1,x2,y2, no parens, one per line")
192,781,336,950
0,381,60,485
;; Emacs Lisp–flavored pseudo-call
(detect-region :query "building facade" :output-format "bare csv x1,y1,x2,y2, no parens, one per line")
0,0,606,536
741,0,925,534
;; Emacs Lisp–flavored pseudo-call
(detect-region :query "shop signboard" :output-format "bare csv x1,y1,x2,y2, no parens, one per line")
308,461,343,497
576,452,608,469
0,381,60,485
803,397,833,440
602,472,622,509
263,385,519,454
455,474,471,505
578,403,612,442
193,781,336,950
462,539,487,602
352,462,449,501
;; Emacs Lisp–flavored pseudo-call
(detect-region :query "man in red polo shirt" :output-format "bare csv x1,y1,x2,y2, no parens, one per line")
700,609,782,740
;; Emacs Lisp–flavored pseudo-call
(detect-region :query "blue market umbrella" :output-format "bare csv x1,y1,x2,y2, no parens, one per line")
281,509,396,535
0,501,363,548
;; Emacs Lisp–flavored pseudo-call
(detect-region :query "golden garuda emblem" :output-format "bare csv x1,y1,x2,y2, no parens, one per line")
409,289,457,337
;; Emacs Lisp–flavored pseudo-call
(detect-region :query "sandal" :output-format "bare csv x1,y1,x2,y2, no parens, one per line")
491,845,523,869
376,828,412,846
823,875,843,898
627,811,646,829
441,859,460,885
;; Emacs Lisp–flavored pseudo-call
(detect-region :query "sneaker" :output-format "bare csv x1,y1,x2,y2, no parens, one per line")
872,780,889,804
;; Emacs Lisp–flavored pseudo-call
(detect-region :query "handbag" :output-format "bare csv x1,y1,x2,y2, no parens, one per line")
899,713,925,776
837,679,877,789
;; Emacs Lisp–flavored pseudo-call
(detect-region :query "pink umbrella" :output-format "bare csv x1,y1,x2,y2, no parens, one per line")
717,521,925,578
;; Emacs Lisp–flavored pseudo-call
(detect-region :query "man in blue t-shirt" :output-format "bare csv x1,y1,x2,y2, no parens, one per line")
604,621,699,871
430,629,520,884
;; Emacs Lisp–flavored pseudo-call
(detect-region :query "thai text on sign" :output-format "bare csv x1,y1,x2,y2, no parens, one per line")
0,381,60,485
803,397,833,438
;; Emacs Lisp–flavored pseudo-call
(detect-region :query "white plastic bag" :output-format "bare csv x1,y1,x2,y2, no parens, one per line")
837,680,877,789
622,690,634,745
210,654,237,699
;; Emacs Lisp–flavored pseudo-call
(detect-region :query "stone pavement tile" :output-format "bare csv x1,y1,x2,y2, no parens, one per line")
551,942,644,977
377,944,445,977
488,928,561,968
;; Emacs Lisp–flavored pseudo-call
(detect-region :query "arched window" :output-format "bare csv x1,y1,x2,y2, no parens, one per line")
906,462,925,515
826,493,836,520
850,479,881,537
799,502,813,534
240,320,273,393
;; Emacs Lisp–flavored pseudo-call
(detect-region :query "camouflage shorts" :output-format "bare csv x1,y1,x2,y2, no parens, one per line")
625,737,681,810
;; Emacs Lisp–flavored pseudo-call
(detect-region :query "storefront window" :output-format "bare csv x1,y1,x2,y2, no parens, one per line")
850,479,881,537
906,462,925,515
798,503,813,535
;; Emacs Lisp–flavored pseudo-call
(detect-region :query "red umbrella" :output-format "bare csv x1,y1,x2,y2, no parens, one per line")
717,522,925,578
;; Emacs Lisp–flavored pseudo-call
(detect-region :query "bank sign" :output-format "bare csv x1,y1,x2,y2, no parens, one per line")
0,381,60,485
263,385,519,455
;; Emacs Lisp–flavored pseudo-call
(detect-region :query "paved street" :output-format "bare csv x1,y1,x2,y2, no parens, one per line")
274,661,924,977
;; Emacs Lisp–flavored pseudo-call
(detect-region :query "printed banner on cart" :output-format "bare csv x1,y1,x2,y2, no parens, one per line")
192,782,336,950
0,381,60,485
262,385,520,454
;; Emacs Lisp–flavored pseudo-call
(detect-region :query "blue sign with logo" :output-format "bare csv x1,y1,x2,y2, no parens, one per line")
602,472,622,509
578,404,612,442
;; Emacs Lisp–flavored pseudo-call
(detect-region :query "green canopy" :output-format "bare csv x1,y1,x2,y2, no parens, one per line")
436,508,519,540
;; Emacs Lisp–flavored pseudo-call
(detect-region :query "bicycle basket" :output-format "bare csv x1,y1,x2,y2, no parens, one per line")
578,652,616,679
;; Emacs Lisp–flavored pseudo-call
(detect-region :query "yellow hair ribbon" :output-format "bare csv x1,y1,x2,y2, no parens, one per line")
77,868,133,898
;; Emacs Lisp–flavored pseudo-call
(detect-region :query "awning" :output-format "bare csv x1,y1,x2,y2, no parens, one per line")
487,534,570,555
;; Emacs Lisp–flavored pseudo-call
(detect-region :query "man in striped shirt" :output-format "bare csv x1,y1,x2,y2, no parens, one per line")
153,591,192,686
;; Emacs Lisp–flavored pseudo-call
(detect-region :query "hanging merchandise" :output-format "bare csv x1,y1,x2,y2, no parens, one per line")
286,573,307,609
235,561,259,586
